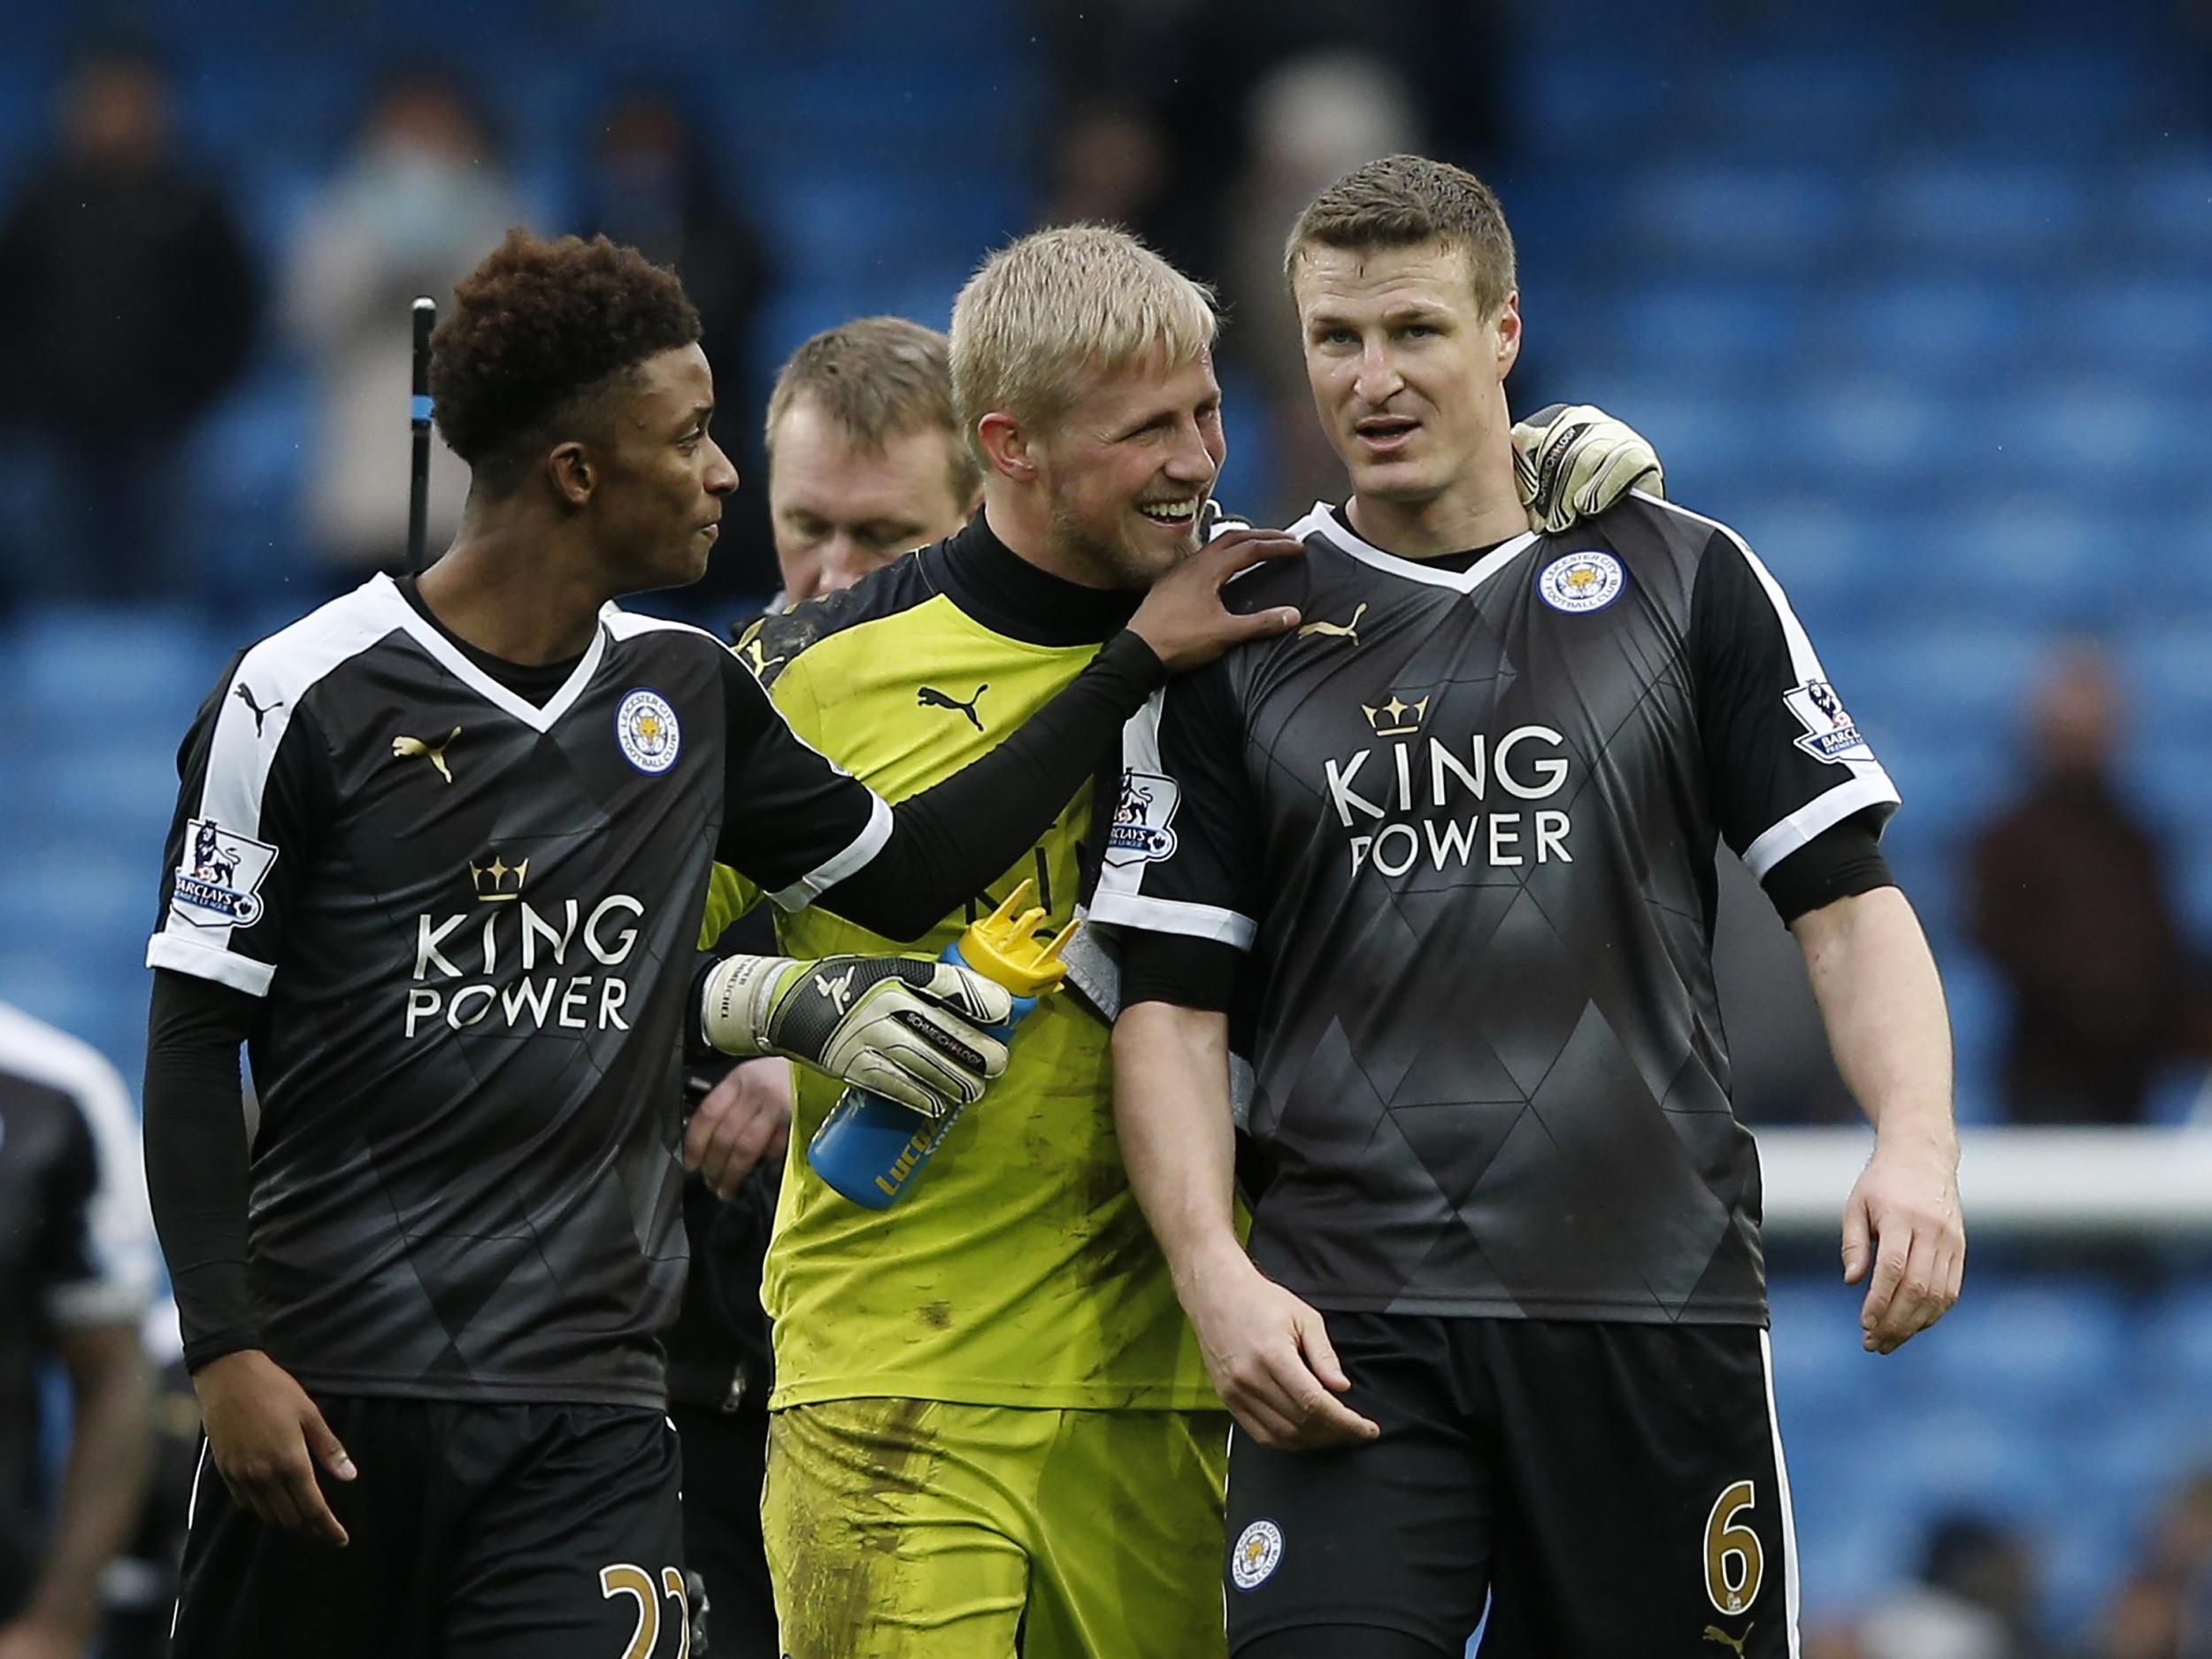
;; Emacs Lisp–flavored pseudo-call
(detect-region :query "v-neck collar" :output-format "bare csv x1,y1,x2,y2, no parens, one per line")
367,572,611,733
1293,502,1540,595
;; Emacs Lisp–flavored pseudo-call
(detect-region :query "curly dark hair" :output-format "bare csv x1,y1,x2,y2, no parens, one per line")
429,228,701,495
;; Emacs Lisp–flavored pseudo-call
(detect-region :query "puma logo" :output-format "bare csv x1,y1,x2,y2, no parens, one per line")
232,682,285,736
392,726,463,785
918,684,987,732
1298,602,1366,645
733,623,785,680
1703,1624,1752,1656
814,966,856,1015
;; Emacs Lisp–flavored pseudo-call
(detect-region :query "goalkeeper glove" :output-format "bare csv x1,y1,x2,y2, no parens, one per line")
700,953,1012,1119
1510,403,1665,535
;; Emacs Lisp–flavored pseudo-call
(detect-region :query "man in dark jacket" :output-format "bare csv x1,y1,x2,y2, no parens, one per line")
0,44,260,603
1970,643,2207,1124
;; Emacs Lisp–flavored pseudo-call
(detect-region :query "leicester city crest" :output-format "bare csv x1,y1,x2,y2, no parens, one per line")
1537,549,1626,614
617,687,681,775
1231,1518,1285,1591
171,818,279,930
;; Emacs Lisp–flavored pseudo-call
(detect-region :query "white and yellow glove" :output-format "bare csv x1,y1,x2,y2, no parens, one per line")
700,953,1012,1119
1510,403,1665,535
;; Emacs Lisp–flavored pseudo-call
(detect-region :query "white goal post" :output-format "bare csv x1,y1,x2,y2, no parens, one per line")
1756,1127,2212,1239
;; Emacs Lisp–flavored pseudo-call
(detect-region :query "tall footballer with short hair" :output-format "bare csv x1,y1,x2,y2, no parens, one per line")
142,228,1290,1659
697,227,1663,1659
1102,157,1965,1658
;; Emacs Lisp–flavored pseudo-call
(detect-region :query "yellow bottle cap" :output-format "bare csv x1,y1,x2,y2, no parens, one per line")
958,879,1079,998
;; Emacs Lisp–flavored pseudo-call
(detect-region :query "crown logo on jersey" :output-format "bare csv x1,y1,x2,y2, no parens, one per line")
1361,694,1430,737
469,855,529,902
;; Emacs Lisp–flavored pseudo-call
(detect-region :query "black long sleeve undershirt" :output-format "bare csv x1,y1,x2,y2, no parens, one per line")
143,969,260,1372
787,628,1166,941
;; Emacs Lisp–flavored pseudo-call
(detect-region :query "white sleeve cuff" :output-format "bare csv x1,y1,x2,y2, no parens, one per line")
1742,771,1901,880
146,934,275,996
1086,891,1257,950
770,791,895,911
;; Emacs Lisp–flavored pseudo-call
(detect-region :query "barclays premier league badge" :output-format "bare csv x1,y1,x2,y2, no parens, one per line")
1537,549,1625,614
617,688,680,774
1104,769,1181,868
172,818,279,930
1231,1518,1284,1590
1784,680,1873,764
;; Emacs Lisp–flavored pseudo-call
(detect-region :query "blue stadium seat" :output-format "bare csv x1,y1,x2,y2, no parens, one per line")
1586,383,1777,482
1909,501,2109,626
2127,159,2212,261
2078,276,2212,383
1840,622,2044,742
2141,1283,2212,1389
2118,620,2212,726
1769,1277,1896,1422
1916,1280,2131,1411
1508,57,1668,162
1997,383,2200,489
1963,53,2135,150
1699,54,1904,160
1876,160,2089,262
1627,164,1854,271
12,605,221,723
178,370,315,596
1837,279,2032,380
1616,282,1801,376
1790,380,1950,490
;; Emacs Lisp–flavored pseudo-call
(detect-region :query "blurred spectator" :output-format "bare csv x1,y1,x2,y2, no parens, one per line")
281,68,520,580
579,89,768,361
1860,1514,2049,1659
0,42,258,605
0,1002,157,1659
2101,1470,2212,1659
1222,50,1425,517
1969,643,2208,1125
1043,103,1170,238
577,88,772,604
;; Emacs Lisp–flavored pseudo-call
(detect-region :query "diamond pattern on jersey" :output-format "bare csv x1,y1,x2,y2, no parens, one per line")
1111,498,1889,1326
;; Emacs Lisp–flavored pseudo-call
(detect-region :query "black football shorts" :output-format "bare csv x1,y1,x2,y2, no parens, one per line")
1224,1313,1797,1657
172,1394,689,1659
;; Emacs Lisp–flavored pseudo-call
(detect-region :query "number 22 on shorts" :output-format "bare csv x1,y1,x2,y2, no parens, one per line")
600,1563,690,1659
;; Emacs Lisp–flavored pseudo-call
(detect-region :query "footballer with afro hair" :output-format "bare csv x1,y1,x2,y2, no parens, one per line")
411,227,737,650
431,229,703,499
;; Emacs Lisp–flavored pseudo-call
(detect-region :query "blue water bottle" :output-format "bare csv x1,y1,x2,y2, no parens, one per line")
806,880,1075,1209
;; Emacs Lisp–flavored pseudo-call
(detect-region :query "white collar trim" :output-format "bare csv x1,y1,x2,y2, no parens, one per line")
367,573,611,733
1294,502,1540,595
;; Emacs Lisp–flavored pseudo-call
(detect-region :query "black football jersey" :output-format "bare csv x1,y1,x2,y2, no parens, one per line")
146,575,891,1405
0,1003,152,1603
1094,495,1899,1325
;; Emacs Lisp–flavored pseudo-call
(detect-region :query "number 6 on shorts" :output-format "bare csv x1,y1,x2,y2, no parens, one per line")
1703,1480,1763,1616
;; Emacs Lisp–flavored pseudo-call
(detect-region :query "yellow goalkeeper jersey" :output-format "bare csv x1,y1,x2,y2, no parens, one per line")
702,517,1217,1413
